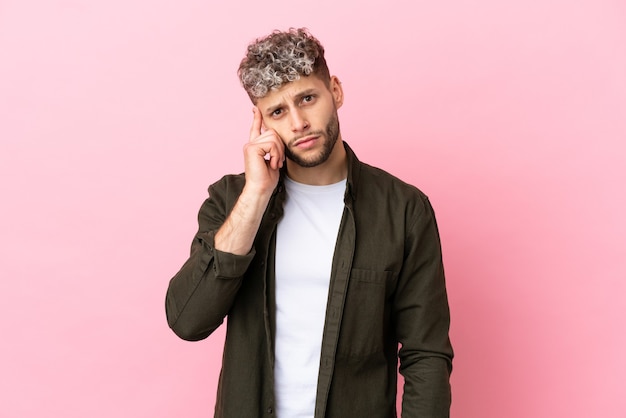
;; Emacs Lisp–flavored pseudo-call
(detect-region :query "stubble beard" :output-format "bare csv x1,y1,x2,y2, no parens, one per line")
285,111,340,168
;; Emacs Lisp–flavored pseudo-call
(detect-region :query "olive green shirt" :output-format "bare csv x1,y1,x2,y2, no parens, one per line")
166,142,453,417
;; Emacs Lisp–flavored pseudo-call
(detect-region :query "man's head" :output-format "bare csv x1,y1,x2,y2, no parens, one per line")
239,28,345,177
238,28,331,103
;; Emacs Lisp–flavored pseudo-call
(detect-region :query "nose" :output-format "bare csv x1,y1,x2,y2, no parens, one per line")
290,108,309,132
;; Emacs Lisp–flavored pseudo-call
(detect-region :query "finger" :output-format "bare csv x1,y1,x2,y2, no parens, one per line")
249,107,262,142
247,128,285,169
265,131,285,170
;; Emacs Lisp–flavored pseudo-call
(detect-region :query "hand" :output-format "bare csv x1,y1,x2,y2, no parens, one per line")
214,108,283,255
243,107,285,195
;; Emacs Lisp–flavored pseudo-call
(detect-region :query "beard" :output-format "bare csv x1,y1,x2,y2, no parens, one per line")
284,110,340,168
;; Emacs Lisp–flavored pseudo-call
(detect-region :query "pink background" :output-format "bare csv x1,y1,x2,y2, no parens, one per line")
1,0,625,417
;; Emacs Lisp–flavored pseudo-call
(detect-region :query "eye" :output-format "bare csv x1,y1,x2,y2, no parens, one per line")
271,108,283,118
302,95,315,103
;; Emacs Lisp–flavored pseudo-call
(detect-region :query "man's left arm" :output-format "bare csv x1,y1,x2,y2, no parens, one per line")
395,196,453,418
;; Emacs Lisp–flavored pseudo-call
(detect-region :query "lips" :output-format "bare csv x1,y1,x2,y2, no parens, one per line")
293,135,319,148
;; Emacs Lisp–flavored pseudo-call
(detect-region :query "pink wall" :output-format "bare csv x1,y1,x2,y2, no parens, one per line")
1,0,625,416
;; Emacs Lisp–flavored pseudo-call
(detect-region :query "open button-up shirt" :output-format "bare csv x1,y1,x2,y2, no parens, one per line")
166,142,453,418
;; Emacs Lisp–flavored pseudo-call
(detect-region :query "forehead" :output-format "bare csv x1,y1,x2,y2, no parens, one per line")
257,76,328,109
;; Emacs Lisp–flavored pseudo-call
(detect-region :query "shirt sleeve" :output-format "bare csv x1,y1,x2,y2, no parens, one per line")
165,178,255,341
395,196,453,417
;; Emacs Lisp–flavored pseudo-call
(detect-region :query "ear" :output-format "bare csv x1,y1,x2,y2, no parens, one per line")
329,76,344,109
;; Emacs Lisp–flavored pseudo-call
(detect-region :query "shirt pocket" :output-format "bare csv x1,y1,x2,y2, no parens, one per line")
336,268,397,358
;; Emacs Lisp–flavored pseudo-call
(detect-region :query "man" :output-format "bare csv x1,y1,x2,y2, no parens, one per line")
166,28,453,418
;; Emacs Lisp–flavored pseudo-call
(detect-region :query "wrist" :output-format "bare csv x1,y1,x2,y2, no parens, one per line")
241,183,275,201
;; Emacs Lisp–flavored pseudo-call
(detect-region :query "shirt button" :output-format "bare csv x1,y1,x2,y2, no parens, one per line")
267,407,273,414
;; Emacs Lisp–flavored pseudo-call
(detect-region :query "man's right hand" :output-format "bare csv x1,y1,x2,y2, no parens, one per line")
214,108,284,255
243,107,285,196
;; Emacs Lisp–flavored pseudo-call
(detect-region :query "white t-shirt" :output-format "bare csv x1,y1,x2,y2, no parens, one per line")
274,176,346,418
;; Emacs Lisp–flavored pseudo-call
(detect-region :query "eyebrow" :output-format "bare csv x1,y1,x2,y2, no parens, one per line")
263,88,318,115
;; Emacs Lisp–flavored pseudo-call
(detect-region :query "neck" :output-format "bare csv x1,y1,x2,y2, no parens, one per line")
286,138,348,185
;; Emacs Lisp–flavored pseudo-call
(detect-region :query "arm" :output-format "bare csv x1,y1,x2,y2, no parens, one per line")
215,107,284,255
165,107,285,341
165,182,254,341
395,197,453,417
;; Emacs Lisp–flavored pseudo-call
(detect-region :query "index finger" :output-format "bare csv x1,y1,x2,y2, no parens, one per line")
249,107,263,142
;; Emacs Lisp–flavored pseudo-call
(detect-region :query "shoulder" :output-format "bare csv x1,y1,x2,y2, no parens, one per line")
351,160,440,243
355,161,430,210
196,173,247,222
207,173,246,198
345,142,430,210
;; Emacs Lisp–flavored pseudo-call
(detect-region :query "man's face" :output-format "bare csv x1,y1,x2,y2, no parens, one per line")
256,75,344,168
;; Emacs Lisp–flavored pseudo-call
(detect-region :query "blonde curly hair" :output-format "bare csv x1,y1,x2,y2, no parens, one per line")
238,28,331,102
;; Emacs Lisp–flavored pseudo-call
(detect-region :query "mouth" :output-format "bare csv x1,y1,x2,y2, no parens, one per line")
293,135,320,148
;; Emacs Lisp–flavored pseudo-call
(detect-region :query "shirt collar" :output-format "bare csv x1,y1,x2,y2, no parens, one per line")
275,140,361,201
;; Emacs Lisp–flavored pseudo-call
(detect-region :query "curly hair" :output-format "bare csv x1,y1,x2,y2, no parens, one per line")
238,28,331,102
